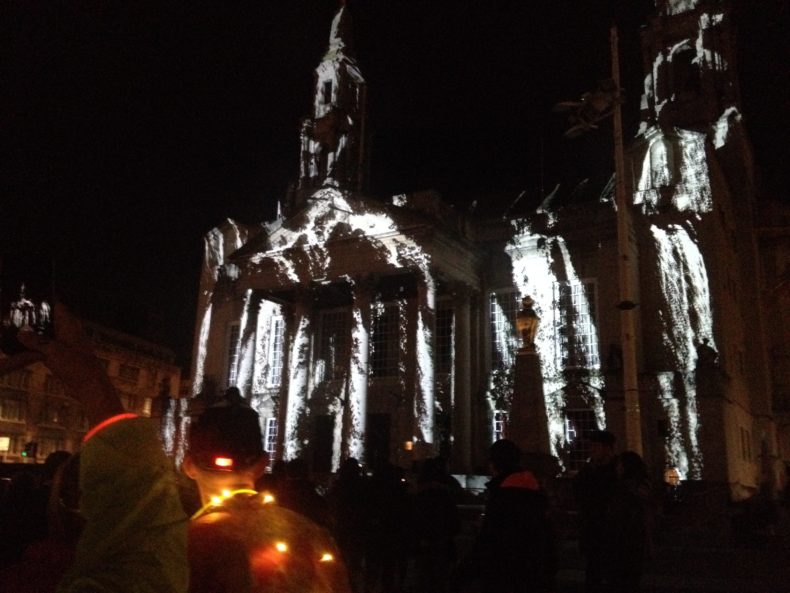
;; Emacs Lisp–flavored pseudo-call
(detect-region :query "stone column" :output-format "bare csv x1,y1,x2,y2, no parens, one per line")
510,349,551,454
283,292,312,460
235,289,260,399
453,285,472,471
346,277,371,461
413,276,436,459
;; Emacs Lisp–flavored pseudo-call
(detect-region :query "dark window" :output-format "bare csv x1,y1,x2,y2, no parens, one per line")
119,364,140,385
322,80,333,104
554,280,599,369
565,409,599,471
318,310,348,381
671,46,700,101
435,305,454,374
371,303,399,377
312,415,334,474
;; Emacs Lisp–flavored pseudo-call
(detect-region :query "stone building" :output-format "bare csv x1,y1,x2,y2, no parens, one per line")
0,319,181,462
191,1,787,498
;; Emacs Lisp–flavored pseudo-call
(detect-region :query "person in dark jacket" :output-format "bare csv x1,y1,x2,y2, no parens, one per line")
413,457,460,593
573,429,618,593
455,439,555,593
603,451,654,593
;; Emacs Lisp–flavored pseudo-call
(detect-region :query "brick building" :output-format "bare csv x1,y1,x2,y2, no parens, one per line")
0,318,181,462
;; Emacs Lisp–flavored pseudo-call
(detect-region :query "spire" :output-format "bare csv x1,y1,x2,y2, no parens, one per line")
285,1,368,217
325,3,354,60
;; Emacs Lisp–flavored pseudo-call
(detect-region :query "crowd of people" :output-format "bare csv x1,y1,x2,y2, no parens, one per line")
0,305,657,593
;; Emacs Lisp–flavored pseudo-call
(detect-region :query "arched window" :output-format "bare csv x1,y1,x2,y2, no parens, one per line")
671,45,700,102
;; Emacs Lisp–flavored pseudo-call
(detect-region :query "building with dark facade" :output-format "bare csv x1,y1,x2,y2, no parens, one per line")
191,1,788,499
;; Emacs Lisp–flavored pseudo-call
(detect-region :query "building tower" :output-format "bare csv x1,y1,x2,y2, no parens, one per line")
287,3,368,217
632,0,778,498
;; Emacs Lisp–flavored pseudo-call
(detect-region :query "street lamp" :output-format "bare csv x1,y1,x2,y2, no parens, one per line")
516,295,540,354
554,25,643,455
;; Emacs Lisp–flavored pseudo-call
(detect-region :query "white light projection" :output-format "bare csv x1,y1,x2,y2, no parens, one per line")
634,128,713,215
506,230,605,460
657,372,690,479
252,299,285,394
246,188,438,459
284,311,311,459
193,222,249,397
631,7,737,478
233,289,256,392
662,0,702,16
651,223,713,478
712,106,741,150
347,282,369,460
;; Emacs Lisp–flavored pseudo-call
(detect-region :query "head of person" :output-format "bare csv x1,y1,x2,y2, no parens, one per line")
617,450,647,481
587,430,616,465
489,439,521,476
183,402,268,504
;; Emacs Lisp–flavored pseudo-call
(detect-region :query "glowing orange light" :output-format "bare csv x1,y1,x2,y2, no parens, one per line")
213,457,234,468
275,542,288,553
262,493,275,504
320,552,334,562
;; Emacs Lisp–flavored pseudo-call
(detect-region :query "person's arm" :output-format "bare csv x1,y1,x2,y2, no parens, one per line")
0,304,188,593
0,304,125,426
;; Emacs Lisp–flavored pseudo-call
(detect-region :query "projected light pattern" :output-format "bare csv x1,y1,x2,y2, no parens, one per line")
712,106,741,150
347,282,369,460
635,128,712,215
252,300,286,393
506,230,605,460
649,223,713,479
246,188,439,459
284,313,312,459
652,224,715,367
657,372,690,479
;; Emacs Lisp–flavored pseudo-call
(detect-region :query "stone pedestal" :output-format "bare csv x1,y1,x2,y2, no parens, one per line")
509,351,551,454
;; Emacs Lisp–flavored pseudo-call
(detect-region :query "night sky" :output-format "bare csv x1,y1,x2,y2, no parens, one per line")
2,1,786,369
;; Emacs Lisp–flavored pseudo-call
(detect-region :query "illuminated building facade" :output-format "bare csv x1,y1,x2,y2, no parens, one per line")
0,319,181,462
191,2,787,498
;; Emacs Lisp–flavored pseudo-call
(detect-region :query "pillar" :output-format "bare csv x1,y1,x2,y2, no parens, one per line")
235,289,260,399
453,285,472,471
346,277,371,461
510,350,551,455
413,276,436,459
283,292,312,460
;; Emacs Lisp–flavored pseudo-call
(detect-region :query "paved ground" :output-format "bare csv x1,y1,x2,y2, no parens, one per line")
555,509,790,593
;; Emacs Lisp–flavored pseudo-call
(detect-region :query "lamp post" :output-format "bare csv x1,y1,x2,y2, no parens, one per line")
610,26,643,456
555,25,643,455
516,295,540,354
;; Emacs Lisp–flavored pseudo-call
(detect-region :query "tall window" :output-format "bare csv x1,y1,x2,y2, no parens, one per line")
435,304,454,375
318,310,348,381
227,323,241,387
3,370,31,389
119,364,140,385
322,80,333,104
489,291,522,369
370,303,399,377
266,317,285,387
264,417,278,455
0,398,24,422
554,280,599,369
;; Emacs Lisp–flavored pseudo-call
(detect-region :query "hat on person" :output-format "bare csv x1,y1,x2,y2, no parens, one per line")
587,429,616,446
188,402,264,471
